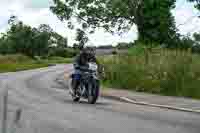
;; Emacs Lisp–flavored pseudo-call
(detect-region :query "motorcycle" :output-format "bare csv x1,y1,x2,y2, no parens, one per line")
69,62,100,104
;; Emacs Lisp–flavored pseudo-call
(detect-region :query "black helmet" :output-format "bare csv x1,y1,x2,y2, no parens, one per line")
81,46,95,55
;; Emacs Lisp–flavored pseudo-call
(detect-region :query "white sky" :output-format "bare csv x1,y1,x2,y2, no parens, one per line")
0,0,200,46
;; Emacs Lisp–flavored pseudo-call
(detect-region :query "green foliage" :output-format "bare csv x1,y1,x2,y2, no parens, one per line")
162,32,200,53
128,45,146,56
97,45,114,49
178,36,194,49
191,32,200,53
137,0,177,45
188,0,200,10
45,57,73,64
0,16,71,58
116,42,134,49
112,50,118,55
50,0,177,46
51,32,68,49
193,32,200,42
162,34,195,50
192,45,200,53
102,48,200,99
75,29,89,49
49,48,78,58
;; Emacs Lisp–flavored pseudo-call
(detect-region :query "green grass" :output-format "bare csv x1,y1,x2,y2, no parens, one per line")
101,46,200,99
0,63,48,73
0,54,73,73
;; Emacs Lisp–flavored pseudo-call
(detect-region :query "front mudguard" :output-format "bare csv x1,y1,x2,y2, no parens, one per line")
89,78,100,94
87,78,100,104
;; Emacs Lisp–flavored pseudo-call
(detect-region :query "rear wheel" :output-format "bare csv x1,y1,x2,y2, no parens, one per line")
88,80,100,104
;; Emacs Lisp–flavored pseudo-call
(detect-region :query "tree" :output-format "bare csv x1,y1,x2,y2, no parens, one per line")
179,36,194,49
0,16,70,58
38,24,53,33
97,45,114,49
188,0,200,10
75,28,88,49
192,32,200,53
51,32,68,48
0,33,9,54
117,42,133,49
50,0,177,46
193,32,200,42
73,43,79,49
8,15,18,25
33,24,54,57
6,21,34,55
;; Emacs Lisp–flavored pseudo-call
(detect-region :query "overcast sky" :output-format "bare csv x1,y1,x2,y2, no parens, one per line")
0,0,200,46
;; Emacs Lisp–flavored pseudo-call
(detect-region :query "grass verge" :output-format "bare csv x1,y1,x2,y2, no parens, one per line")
100,46,200,99
0,63,48,73
0,54,73,73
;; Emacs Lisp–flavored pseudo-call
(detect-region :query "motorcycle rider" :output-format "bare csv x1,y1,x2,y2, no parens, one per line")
71,46,99,96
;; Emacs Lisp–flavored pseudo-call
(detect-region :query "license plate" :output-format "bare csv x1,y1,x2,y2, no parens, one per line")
89,63,98,71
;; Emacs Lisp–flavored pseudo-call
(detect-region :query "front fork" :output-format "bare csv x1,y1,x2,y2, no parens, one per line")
88,78,100,95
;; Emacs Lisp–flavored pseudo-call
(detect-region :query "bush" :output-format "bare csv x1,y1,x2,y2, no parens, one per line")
128,45,146,56
0,54,33,63
192,45,200,54
49,48,78,58
112,50,118,55
47,56,73,63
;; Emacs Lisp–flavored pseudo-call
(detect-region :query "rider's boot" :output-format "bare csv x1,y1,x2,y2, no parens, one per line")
71,79,79,97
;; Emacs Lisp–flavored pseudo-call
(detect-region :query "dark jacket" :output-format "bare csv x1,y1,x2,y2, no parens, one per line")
73,52,98,71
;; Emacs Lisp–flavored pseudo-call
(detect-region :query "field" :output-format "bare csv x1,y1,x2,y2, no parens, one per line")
100,46,200,99
0,54,72,73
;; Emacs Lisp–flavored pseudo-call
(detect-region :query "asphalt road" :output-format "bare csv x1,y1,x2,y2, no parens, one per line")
0,64,200,133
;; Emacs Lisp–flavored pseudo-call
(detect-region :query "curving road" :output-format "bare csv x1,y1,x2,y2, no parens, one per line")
0,64,200,133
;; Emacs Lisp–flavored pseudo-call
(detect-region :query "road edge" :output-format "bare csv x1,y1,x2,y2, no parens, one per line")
101,93,200,114
62,72,200,114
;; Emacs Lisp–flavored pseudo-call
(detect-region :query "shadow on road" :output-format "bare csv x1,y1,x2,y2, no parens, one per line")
62,98,111,106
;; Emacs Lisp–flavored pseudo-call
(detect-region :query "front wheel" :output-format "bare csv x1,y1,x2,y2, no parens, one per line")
69,78,80,102
72,95,80,102
88,80,100,104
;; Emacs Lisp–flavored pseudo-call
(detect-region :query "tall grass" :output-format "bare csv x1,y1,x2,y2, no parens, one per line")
101,47,200,99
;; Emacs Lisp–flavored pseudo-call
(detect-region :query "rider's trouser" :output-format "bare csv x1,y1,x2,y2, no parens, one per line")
72,69,82,92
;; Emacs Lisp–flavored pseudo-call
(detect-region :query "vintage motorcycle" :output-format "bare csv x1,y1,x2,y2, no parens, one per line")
69,62,100,104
